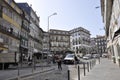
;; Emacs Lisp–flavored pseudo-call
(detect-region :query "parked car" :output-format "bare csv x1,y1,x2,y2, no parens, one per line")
102,53,108,58
92,54,100,58
63,54,79,64
83,54,92,60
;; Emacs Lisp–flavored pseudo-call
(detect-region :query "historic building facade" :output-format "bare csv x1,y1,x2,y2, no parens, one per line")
17,3,43,60
49,29,70,55
95,35,107,56
43,32,49,54
101,0,120,64
17,3,30,62
0,0,22,68
69,27,91,56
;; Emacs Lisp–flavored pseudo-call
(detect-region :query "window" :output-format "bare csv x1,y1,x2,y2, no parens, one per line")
8,0,12,4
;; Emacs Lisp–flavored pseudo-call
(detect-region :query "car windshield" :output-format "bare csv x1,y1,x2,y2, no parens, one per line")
66,54,74,58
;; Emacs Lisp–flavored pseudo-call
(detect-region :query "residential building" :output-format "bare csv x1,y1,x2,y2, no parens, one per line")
69,27,91,56
49,29,70,55
95,35,107,56
17,4,30,62
90,37,97,54
0,0,22,69
101,0,120,65
43,32,49,54
17,3,43,61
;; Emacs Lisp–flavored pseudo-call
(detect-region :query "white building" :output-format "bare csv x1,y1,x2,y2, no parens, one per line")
69,27,91,56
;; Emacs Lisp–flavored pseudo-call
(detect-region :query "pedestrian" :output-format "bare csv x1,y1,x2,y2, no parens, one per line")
57,56,62,70
74,55,78,68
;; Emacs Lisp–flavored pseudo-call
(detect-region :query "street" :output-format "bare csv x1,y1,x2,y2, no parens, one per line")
0,59,97,80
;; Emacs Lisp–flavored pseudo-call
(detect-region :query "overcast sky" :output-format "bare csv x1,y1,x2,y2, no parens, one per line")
15,0,105,37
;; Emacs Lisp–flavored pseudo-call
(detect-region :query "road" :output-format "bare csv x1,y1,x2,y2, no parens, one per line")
0,62,55,80
32,64,85,80
0,59,97,80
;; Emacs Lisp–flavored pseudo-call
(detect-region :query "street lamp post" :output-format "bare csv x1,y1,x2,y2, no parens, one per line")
47,13,57,54
48,13,57,32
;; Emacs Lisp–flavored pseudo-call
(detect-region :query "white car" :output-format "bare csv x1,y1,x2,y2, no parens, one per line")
64,54,79,64
83,54,92,60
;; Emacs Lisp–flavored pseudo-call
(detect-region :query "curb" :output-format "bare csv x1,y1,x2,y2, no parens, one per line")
6,68,55,80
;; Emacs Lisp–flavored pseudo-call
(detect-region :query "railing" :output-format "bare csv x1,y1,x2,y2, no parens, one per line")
22,24,30,32
0,24,20,39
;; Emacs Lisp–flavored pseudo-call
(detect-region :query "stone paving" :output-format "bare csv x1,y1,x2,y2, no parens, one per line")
80,58,120,80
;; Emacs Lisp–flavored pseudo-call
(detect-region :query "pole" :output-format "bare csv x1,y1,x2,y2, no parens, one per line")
68,70,70,80
83,63,86,76
87,62,89,72
18,62,20,80
78,66,80,80
47,13,57,64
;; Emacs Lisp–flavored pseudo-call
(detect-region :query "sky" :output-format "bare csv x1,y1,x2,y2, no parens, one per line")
15,0,105,37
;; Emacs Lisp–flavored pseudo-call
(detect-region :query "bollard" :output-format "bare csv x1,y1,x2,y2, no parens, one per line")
87,62,89,72
95,59,96,65
68,70,70,80
92,60,94,68
91,61,92,69
99,57,100,64
90,61,91,69
78,66,80,80
83,63,86,76
118,59,120,68
94,59,95,66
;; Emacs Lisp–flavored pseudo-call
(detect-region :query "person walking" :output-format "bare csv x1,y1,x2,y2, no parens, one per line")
57,56,62,70
74,55,78,68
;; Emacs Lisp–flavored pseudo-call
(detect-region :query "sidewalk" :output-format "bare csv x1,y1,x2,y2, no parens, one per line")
81,58,120,80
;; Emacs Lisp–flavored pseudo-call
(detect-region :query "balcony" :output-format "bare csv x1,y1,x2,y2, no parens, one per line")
0,24,20,40
34,37,40,43
20,35,28,41
22,24,30,32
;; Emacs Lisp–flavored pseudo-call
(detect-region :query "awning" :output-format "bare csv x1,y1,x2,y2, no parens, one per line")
0,46,8,50
113,28,120,38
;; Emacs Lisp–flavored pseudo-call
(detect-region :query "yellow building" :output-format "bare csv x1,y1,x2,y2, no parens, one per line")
0,0,22,69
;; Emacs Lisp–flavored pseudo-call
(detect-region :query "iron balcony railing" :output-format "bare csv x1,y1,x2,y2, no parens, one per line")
0,24,20,40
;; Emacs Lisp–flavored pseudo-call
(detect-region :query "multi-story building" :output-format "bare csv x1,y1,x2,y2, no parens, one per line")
90,37,97,54
17,4,30,62
101,0,120,64
0,0,22,69
49,29,70,55
17,3,43,61
95,35,107,56
43,32,49,54
69,27,91,56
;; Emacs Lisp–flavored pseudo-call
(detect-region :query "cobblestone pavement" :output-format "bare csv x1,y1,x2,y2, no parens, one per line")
34,64,68,80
